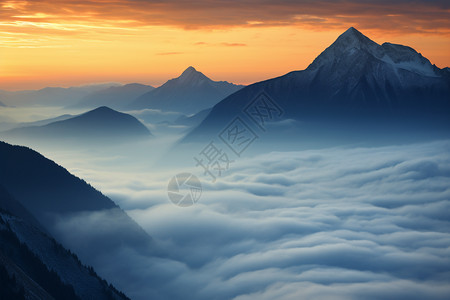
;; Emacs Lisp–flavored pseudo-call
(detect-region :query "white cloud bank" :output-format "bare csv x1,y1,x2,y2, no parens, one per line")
49,140,450,300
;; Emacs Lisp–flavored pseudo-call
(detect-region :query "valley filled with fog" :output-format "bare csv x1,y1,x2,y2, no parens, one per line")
59,139,450,300
1,103,449,300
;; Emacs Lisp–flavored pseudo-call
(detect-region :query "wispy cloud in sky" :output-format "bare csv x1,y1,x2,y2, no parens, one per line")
1,0,449,33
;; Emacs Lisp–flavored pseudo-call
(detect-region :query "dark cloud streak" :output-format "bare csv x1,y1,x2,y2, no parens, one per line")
1,0,449,34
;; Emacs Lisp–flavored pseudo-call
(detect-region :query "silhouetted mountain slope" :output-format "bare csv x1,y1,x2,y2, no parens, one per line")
0,101,5,107
130,66,243,114
0,141,154,272
0,205,129,300
73,83,155,110
0,248,59,300
184,27,450,144
3,106,151,143
0,142,116,215
0,263,27,300
0,185,47,235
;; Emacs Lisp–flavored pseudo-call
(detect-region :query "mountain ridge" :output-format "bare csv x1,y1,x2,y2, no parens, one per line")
0,83,120,107
2,106,152,144
72,83,155,110
183,27,450,144
129,66,244,114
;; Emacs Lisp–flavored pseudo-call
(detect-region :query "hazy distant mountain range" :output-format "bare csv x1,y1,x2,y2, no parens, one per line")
129,66,244,114
2,106,151,143
72,83,155,110
16,114,75,128
0,83,120,107
184,27,450,144
0,68,243,114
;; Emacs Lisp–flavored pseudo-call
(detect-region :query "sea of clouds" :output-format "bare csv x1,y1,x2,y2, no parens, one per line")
49,139,450,300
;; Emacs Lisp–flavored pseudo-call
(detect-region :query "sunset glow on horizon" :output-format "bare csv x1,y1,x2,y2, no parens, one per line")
1,0,449,90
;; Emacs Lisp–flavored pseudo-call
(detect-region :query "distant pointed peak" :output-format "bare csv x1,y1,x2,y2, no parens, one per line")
83,106,120,116
93,106,114,112
181,66,198,76
176,66,210,83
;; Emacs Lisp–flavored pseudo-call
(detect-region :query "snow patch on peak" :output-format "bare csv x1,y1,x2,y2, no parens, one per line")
380,43,437,77
307,28,439,77
382,43,419,62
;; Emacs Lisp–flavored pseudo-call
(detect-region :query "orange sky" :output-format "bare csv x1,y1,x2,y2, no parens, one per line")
1,0,449,90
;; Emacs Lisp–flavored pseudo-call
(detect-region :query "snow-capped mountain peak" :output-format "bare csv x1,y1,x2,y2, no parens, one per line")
308,27,382,70
334,27,378,50
307,27,438,77
184,27,450,143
